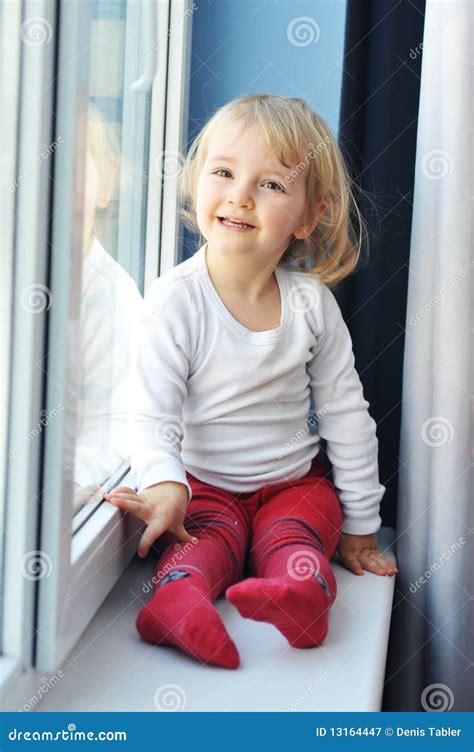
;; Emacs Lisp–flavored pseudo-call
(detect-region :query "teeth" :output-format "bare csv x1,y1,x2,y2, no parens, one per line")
221,218,251,227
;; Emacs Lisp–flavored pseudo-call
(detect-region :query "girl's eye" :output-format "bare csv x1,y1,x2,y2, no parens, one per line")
213,170,285,193
264,180,285,193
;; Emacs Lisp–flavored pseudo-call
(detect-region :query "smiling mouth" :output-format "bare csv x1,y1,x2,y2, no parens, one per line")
217,216,255,229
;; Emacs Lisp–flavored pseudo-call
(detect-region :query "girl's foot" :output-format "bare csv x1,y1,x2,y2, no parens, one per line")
136,569,240,669
226,571,334,648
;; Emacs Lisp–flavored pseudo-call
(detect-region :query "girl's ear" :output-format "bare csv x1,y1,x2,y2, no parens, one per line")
294,200,327,240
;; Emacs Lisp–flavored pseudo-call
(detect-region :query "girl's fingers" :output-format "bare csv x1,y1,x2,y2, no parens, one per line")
358,552,386,573
340,547,399,577
137,530,154,558
109,486,136,495
105,491,142,505
370,552,398,573
138,519,169,557
105,492,141,502
174,525,197,545
376,554,398,574
106,495,145,516
358,552,398,576
341,553,364,575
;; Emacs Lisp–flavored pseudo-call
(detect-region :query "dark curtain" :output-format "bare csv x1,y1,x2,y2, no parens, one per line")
335,0,426,533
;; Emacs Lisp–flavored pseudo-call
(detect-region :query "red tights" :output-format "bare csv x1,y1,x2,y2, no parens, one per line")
136,453,343,669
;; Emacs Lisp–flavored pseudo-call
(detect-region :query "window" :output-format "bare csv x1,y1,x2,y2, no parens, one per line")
2,0,193,695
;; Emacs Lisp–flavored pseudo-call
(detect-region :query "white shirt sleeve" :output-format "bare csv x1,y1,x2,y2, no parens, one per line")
308,283,385,535
130,278,194,501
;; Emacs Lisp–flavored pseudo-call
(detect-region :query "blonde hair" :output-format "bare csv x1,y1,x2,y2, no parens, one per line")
86,101,122,206
178,94,368,288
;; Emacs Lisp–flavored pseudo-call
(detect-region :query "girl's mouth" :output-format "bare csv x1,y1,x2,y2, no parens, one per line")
218,216,255,232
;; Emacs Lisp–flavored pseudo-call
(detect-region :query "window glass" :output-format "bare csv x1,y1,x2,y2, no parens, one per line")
72,0,148,518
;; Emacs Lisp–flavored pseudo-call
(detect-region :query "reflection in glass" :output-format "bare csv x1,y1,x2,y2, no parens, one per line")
72,103,142,515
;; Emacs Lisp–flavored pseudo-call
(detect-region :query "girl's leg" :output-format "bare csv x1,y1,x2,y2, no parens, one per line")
226,458,343,648
136,474,252,669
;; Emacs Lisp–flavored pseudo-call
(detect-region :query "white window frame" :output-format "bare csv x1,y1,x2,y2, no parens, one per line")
2,0,194,707
145,0,193,288
1,0,58,709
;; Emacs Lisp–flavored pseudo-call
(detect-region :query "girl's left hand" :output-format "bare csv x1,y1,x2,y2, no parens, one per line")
337,532,398,577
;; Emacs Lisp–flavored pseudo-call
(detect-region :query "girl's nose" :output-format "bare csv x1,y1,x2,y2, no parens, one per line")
227,184,254,208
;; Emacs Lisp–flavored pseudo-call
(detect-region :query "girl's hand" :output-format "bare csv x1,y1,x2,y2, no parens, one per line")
104,482,197,558
337,532,398,577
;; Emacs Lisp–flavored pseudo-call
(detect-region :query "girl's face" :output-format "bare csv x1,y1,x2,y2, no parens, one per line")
195,119,312,265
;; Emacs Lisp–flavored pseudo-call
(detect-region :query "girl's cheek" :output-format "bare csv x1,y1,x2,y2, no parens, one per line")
198,180,219,207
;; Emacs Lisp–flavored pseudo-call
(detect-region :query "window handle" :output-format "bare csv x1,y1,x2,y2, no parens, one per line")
131,0,158,93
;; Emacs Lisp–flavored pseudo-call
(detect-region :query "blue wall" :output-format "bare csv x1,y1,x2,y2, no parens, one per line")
182,0,347,259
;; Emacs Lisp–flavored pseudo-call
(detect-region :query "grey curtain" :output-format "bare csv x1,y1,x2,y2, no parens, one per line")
383,0,473,712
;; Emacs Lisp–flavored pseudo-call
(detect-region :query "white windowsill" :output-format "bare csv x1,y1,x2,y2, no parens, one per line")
12,528,397,713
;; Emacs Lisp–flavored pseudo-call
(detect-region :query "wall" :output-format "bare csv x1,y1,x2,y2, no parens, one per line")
182,0,347,260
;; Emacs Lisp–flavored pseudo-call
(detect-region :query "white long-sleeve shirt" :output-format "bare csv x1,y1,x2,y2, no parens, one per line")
72,237,142,501
130,243,385,535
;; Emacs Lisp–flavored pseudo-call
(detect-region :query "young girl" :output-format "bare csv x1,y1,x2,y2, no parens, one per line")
105,94,398,670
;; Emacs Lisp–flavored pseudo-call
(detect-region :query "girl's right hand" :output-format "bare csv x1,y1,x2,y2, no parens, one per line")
104,481,196,558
